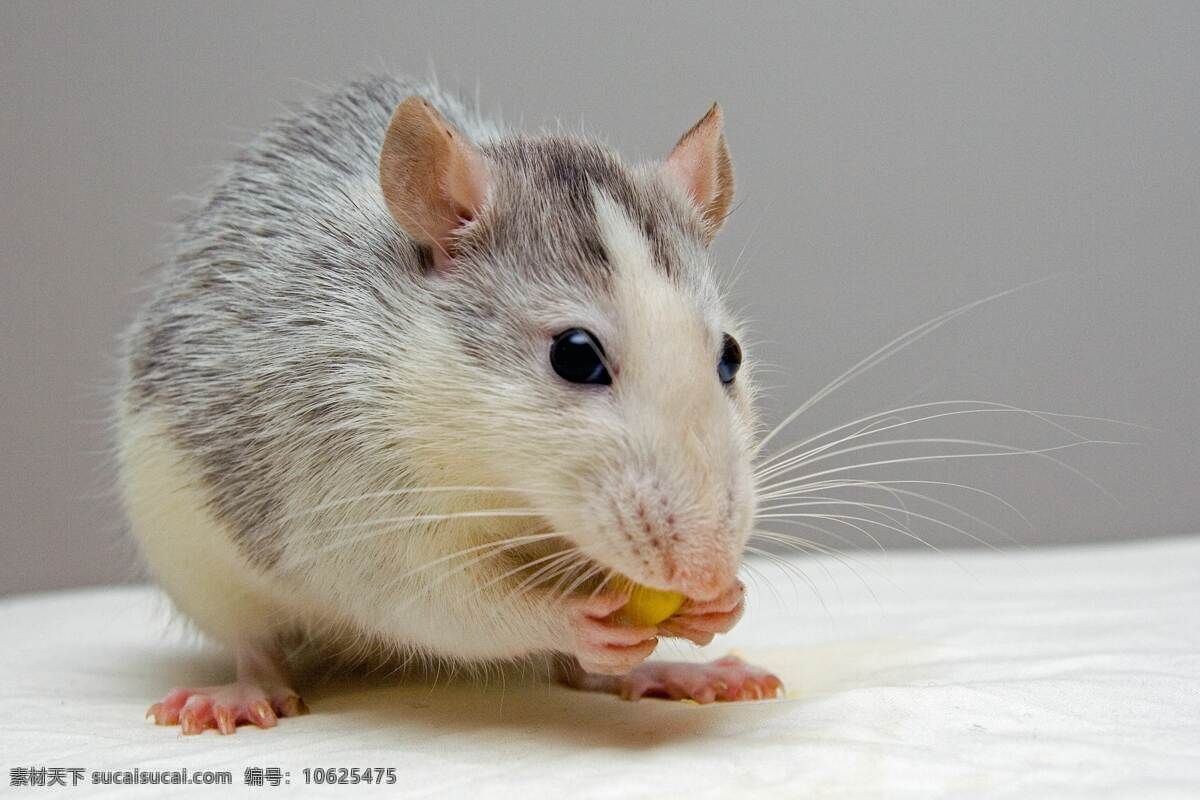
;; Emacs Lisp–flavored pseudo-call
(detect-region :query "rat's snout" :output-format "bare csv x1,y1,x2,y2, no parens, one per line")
585,460,751,602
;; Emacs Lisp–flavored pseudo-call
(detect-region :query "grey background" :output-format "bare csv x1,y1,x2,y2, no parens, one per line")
2,1,1197,596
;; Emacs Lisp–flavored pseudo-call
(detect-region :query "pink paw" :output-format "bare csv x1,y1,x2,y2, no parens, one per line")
619,655,783,703
147,683,307,735
658,581,745,646
568,591,659,675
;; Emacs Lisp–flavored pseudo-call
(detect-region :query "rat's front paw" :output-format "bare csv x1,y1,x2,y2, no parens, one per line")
657,580,745,646
567,591,659,675
147,683,307,735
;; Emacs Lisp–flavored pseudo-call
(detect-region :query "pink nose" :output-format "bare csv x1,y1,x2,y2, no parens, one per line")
668,563,734,602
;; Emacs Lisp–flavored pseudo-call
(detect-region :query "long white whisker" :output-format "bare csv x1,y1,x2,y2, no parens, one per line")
754,439,1124,501
787,512,889,554
514,551,591,599
758,494,1016,548
755,399,1135,481
750,532,889,599
307,508,553,540
760,475,1031,545
394,532,564,584
396,539,575,610
554,560,605,603
755,276,1066,454
476,548,582,598
280,485,571,522
757,498,888,552
737,557,788,613
743,544,827,612
761,478,1035,533
764,508,993,554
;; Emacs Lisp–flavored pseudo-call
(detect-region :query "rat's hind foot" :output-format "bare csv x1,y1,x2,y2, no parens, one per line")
147,646,303,734
560,655,783,704
147,683,308,735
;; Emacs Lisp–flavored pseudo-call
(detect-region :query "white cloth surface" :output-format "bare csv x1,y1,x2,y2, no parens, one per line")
2,537,1198,799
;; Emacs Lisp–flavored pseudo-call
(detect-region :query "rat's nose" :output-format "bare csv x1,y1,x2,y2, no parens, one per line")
667,560,737,602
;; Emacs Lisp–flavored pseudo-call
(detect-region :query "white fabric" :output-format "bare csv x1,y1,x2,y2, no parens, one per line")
2,537,1198,799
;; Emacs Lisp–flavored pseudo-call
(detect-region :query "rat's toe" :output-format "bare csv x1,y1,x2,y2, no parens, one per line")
272,691,309,718
179,695,214,735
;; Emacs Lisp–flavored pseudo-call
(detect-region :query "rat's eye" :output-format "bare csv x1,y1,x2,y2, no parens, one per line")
551,328,611,385
718,333,742,385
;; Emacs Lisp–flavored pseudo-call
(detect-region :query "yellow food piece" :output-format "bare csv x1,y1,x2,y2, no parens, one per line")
612,576,686,626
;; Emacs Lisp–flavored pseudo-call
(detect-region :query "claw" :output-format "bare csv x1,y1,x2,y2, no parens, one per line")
249,700,277,729
180,709,203,736
214,707,237,735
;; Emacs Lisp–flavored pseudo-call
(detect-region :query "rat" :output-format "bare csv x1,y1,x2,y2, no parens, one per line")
117,74,783,735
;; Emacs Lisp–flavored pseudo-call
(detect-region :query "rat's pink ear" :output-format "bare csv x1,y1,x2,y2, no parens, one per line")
662,103,734,243
379,96,489,269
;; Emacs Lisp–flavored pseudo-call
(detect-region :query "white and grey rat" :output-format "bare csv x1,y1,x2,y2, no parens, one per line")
117,74,782,735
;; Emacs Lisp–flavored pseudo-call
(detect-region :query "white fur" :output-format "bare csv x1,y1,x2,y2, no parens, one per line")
120,405,575,663
118,408,308,646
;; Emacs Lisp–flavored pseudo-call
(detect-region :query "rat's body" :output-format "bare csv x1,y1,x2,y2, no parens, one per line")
118,74,780,734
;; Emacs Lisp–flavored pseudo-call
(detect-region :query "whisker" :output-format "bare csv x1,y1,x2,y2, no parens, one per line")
586,565,619,601
744,543,826,612
768,498,1008,549
553,560,605,603
476,547,581,598
755,275,1066,454
757,499,888,552
758,489,1020,547
339,530,564,592
760,477,1035,533
395,539,576,610
754,400,1132,482
786,513,889,554
765,510,984,558
738,554,787,610
749,533,887,601
514,551,591,599
394,531,564,583
291,506,575,559
306,507,553,540
754,439,1125,501
280,484,572,522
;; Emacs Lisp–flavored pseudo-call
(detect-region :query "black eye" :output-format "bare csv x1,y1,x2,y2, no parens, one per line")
718,333,742,385
550,328,611,385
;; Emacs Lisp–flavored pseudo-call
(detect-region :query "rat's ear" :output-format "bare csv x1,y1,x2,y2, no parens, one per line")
662,103,734,243
379,96,489,269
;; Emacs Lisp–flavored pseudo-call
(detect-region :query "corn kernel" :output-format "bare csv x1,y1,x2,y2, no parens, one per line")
612,576,686,626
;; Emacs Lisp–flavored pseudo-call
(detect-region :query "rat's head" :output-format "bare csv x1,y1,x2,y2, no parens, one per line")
379,98,757,602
